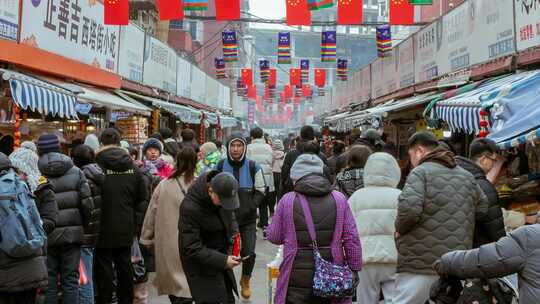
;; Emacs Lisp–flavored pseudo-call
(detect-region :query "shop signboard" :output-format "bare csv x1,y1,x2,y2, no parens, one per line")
0,0,19,41
397,37,415,88
371,59,384,100
414,20,442,83
143,36,177,94
118,24,145,83
381,49,398,97
515,0,540,51
205,76,219,107
177,57,192,99
20,0,119,72
190,66,206,103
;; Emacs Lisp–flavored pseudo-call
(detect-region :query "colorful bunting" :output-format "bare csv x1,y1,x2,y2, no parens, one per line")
247,85,257,100
290,68,301,86
409,0,432,4
183,0,208,11
321,31,337,62
247,99,255,125
259,59,270,83
376,25,392,57
284,85,293,100
278,32,292,64
286,0,311,26
215,0,240,20
300,60,309,84
222,30,238,62
337,0,362,25
317,87,325,96
241,68,253,86
215,58,226,79
337,59,348,81
295,86,302,98
315,68,326,87
307,0,333,10
104,0,129,25
157,0,183,20
390,0,414,25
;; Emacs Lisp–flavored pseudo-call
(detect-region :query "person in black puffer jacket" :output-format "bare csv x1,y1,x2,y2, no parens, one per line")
455,138,506,248
0,152,51,304
71,144,105,304
36,134,94,304
335,145,372,198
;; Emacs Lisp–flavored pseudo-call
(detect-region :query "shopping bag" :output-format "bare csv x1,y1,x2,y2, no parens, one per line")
79,258,88,286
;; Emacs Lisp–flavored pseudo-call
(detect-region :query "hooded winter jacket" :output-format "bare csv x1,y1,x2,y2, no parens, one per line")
247,138,275,192
38,152,94,247
216,134,265,226
349,152,401,264
437,224,540,304
80,163,104,247
95,146,149,248
455,156,506,247
396,147,489,274
0,153,49,293
179,172,238,302
335,168,364,198
281,140,329,194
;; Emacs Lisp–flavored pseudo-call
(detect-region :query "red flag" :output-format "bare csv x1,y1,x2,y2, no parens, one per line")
104,0,129,25
290,68,301,86
286,0,311,26
302,84,312,97
268,69,277,88
284,85,293,99
241,69,253,86
157,0,184,20
315,68,326,87
215,0,240,20
247,85,257,99
337,0,362,25
389,0,414,25
256,96,264,112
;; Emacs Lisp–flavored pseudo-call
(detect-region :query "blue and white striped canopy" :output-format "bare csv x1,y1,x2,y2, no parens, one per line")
434,105,481,134
5,71,78,119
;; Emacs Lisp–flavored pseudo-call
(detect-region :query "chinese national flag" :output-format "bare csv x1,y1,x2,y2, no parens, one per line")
337,0,362,25
284,85,293,99
389,0,414,25
215,0,240,20
104,0,129,25
247,85,257,99
157,0,184,20
286,0,311,26
290,68,301,86
315,68,326,87
268,69,277,88
241,69,253,86
302,84,312,97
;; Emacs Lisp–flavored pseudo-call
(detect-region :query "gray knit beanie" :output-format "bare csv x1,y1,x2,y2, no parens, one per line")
291,154,324,184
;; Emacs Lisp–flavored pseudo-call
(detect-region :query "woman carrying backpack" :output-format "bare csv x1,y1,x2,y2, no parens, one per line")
267,154,362,304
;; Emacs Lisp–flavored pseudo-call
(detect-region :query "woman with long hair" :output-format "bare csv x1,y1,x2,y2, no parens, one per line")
140,147,197,304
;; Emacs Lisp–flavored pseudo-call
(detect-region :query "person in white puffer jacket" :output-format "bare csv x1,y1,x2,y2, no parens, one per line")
349,152,401,304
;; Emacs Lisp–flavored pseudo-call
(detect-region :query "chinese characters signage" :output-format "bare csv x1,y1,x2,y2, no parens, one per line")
118,24,145,82
515,0,540,51
143,36,177,94
0,0,19,41
20,0,120,72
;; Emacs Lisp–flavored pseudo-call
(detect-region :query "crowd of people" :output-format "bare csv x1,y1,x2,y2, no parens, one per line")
0,124,539,304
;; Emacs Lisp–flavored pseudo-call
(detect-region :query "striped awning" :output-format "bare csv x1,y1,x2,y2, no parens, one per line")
2,69,77,119
434,105,481,134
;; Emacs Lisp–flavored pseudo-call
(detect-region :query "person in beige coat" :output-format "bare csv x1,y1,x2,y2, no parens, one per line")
140,147,198,304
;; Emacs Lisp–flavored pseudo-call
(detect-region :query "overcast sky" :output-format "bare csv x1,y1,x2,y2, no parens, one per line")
248,0,290,30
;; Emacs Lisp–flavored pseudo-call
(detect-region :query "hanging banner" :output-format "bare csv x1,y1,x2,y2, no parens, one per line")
241,68,253,86
321,31,337,62
20,0,120,72
376,25,392,57
397,37,415,88
315,68,326,87
247,99,255,125
0,0,19,41
337,59,348,81
222,30,238,62
300,59,310,83
184,0,208,11
278,32,292,64
268,69,277,88
118,24,145,83
515,0,540,51
143,36,177,93
215,58,226,79
308,0,333,10
259,59,270,83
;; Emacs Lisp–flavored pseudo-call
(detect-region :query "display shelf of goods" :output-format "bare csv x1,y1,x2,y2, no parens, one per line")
116,116,148,145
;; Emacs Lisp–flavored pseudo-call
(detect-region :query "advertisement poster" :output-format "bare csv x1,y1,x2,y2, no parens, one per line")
118,24,145,83
414,20,442,83
190,66,207,103
371,59,384,100
398,37,415,88
20,0,119,72
515,0,540,51
177,57,192,99
143,36,177,94
472,0,514,62
0,0,19,41
441,2,473,74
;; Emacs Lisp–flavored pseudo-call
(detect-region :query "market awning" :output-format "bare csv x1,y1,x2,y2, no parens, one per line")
220,116,238,128
1,69,78,119
75,86,151,116
119,91,202,124
204,112,218,125
430,73,530,134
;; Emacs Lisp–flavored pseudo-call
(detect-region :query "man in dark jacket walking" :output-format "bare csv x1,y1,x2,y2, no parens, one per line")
455,138,506,247
180,171,242,304
94,128,149,304
394,132,489,304
216,133,265,300
36,134,94,304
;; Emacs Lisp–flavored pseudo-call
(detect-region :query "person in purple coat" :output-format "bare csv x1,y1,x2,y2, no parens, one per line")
267,153,362,304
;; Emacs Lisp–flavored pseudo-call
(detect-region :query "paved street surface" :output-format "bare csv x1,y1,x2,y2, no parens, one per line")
149,229,279,303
